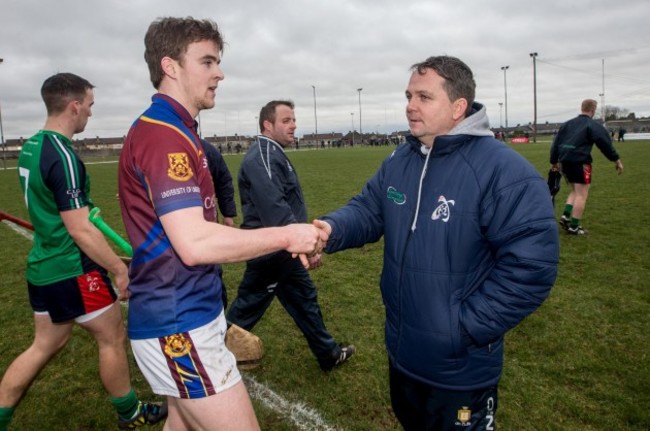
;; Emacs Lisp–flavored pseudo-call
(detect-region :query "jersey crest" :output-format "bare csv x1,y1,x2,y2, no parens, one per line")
167,152,194,181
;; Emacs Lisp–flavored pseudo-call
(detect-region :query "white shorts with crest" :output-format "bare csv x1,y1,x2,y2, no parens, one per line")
130,312,241,399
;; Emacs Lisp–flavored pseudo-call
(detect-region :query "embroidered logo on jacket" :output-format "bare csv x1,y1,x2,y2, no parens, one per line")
432,195,455,222
167,153,194,181
386,186,406,205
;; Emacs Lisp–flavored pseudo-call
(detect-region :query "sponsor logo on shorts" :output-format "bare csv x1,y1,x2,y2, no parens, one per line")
163,334,193,358
86,273,101,292
167,152,194,181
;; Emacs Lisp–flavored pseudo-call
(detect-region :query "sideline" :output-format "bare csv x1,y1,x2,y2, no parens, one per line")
0,218,342,431
1,219,33,240
624,133,650,140
244,375,341,431
0,159,119,170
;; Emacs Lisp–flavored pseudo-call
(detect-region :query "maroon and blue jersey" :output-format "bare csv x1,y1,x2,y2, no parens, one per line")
118,94,221,340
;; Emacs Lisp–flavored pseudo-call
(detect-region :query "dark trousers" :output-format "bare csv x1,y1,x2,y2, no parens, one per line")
389,362,498,431
226,251,338,369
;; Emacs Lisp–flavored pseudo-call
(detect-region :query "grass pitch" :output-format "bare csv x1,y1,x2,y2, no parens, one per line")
0,141,649,430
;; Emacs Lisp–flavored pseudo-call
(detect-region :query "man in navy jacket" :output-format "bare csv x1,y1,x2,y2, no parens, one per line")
316,56,559,430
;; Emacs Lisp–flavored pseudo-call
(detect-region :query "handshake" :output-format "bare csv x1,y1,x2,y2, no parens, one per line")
285,219,332,270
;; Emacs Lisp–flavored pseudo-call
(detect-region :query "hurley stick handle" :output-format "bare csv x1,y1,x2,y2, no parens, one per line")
88,207,133,257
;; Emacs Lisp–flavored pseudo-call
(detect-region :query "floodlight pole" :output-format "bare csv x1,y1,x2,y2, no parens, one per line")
0,58,5,170
501,66,509,130
312,85,318,135
530,52,538,143
600,58,606,124
498,102,503,128
357,88,363,144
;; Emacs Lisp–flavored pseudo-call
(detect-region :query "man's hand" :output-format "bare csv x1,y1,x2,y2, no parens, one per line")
307,253,323,270
615,159,624,175
113,267,130,301
297,219,331,269
551,163,560,172
313,219,332,237
222,217,235,227
284,223,329,268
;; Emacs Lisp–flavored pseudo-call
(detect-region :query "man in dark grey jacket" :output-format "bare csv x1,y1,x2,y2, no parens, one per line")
226,100,354,371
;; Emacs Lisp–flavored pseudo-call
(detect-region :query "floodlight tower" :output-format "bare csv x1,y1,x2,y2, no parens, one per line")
498,102,503,127
600,59,605,124
0,57,5,170
357,88,363,143
530,52,538,143
312,85,318,135
501,66,509,129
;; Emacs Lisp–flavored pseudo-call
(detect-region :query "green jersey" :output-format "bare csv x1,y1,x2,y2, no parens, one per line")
17,130,94,285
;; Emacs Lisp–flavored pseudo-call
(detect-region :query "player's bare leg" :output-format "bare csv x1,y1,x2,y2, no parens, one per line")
569,183,590,220
79,302,131,397
162,381,259,431
0,314,72,407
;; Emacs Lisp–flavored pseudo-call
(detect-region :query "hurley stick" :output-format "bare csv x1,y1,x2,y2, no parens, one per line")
88,207,133,257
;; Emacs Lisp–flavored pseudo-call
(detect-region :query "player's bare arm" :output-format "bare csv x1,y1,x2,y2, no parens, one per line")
60,207,130,299
159,206,324,267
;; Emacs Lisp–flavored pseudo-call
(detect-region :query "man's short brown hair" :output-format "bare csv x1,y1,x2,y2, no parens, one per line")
144,17,224,89
259,100,294,133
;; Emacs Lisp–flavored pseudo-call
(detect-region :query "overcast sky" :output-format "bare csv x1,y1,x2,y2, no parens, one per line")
1,0,649,140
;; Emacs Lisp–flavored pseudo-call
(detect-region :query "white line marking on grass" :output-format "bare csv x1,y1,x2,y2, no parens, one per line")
243,374,342,431
1,160,119,171
2,216,339,430
1,220,33,240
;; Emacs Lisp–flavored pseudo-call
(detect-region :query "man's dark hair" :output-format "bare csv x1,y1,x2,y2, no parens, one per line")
259,100,294,133
410,56,476,114
40,73,94,115
144,17,224,89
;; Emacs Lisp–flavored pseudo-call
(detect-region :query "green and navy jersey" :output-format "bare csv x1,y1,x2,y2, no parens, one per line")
17,130,95,285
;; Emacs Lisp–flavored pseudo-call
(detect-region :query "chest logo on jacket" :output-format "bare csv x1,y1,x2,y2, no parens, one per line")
386,186,406,205
432,195,455,222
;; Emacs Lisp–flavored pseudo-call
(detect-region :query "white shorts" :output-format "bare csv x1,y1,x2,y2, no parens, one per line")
130,312,241,399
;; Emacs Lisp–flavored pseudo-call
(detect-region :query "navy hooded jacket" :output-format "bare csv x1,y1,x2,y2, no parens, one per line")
322,103,559,390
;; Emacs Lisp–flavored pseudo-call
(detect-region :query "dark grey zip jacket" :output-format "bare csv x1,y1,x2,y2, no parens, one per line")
238,136,306,229
550,114,619,164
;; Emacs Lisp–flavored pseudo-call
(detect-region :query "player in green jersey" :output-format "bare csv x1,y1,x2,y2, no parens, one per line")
0,73,166,430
